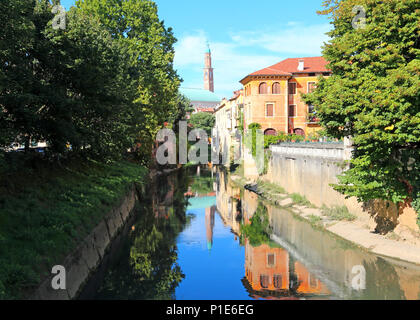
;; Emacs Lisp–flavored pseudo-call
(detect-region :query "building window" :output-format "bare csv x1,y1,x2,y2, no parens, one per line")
307,82,316,93
272,82,281,94
309,73,316,77
309,274,318,289
308,104,315,114
267,253,275,266
266,103,274,117
294,128,305,137
288,82,297,95
273,275,283,289
289,105,296,117
259,82,268,94
260,275,269,288
264,128,277,136
245,86,250,96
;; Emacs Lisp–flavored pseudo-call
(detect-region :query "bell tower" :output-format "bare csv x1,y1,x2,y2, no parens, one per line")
204,43,214,92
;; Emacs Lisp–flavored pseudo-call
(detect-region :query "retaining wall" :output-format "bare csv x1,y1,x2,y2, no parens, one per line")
31,184,142,300
264,143,419,235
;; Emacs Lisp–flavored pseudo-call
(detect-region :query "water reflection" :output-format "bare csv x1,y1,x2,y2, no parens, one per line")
216,168,420,300
81,166,420,300
80,169,192,300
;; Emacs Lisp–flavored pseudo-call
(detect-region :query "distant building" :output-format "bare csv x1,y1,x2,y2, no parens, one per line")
179,87,220,114
180,44,220,114
203,44,214,93
214,89,244,161
240,57,331,137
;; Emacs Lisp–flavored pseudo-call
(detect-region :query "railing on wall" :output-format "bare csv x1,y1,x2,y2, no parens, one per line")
270,142,346,161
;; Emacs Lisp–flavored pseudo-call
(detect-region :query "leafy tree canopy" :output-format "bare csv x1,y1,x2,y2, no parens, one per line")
303,0,420,213
188,112,215,136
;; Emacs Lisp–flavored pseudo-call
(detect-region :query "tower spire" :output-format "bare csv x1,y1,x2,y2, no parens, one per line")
204,42,214,92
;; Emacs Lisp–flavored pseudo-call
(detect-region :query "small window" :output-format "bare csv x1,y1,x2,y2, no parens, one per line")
260,275,269,288
273,275,283,289
289,105,296,117
266,103,274,117
309,274,318,289
272,82,281,94
267,253,275,266
307,82,316,93
259,82,268,94
288,82,297,95
308,73,316,77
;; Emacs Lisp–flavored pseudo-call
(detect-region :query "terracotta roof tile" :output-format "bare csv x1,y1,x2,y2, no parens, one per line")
248,57,330,77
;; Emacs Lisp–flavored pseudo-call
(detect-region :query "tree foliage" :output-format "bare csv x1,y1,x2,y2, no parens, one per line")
303,0,420,213
188,112,215,136
0,0,182,161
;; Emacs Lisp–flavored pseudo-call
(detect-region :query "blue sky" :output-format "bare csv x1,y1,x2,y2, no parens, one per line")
61,0,332,99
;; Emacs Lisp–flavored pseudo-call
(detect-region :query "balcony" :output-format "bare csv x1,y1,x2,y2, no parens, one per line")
306,114,320,124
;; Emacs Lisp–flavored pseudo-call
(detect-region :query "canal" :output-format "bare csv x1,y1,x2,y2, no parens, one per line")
79,166,420,300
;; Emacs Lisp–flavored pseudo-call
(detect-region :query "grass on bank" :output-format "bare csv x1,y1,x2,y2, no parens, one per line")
256,180,286,195
290,193,313,207
321,205,357,221
0,156,147,299
307,215,323,228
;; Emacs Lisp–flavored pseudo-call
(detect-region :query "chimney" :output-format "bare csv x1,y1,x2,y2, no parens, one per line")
298,59,305,71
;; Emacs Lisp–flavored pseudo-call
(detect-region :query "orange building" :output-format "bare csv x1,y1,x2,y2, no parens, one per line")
240,57,331,137
244,239,330,298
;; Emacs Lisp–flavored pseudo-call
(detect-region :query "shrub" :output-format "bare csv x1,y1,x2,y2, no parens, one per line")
248,123,262,130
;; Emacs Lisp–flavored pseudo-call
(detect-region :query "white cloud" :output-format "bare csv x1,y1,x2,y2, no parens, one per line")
230,23,331,55
174,22,331,98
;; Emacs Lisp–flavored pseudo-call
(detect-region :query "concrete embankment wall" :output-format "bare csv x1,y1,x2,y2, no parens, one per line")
31,184,143,300
263,143,419,235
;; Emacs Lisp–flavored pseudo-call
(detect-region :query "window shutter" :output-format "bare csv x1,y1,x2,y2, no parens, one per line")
266,104,274,117
289,105,296,117
288,83,297,95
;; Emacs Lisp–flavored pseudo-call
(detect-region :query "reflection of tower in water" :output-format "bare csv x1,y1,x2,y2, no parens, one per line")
205,206,216,251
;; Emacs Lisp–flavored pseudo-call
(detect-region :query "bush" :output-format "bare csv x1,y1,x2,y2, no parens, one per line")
248,123,262,130
264,135,280,149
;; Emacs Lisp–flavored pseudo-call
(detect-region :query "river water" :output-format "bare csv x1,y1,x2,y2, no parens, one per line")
79,166,420,300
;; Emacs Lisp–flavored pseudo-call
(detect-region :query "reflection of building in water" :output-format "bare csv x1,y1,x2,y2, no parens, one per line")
205,206,216,251
213,168,420,300
244,239,330,298
151,173,176,219
216,170,242,234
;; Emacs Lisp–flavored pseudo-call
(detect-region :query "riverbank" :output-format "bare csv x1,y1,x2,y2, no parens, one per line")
0,158,147,299
229,173,420,266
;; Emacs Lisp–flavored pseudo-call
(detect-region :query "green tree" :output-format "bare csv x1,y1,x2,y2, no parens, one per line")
0,1,138,158
188,112,215,136
303,0,420,214
76,0,182,149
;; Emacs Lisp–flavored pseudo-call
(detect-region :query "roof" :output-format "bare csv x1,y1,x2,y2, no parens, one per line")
180,88,221,103
240,57,331,83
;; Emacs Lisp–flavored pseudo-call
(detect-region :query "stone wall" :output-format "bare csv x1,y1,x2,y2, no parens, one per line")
31,184,142,300
264,142,419,235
